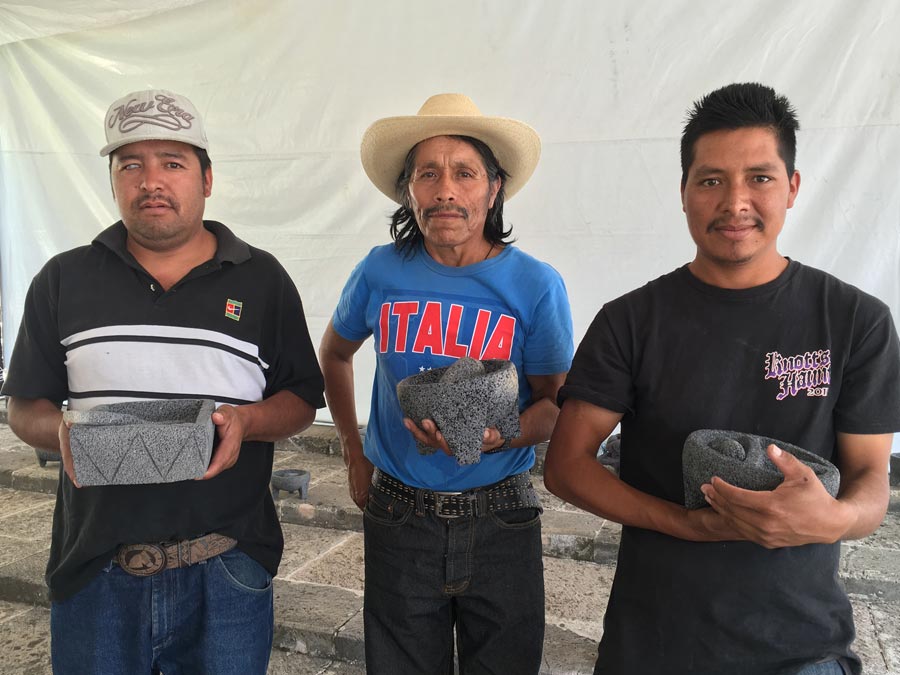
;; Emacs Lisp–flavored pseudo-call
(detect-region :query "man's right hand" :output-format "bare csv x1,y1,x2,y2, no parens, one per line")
57,418,81,488
347,454,375,511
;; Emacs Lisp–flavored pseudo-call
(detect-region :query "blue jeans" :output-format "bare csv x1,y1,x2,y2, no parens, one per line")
363,478,545,674
50,548,274,674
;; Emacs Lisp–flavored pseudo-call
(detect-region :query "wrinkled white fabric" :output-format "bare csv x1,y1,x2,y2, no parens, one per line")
1,0,899,429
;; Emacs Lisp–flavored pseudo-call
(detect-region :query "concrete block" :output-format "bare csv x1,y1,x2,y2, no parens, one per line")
397,357,520,465
64,399,215,486
682,429,840,508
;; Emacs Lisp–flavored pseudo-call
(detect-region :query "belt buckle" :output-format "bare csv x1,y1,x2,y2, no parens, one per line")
433,491,467,519
116,543,168,577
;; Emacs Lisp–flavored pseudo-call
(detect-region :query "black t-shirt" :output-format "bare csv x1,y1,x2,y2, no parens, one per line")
560,261,900,675
2,221,325,600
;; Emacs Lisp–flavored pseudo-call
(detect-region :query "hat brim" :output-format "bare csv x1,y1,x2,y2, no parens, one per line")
360,115,541,203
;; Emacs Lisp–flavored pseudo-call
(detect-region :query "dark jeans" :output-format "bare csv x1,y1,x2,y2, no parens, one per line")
50,548,274,674
363,478,545,674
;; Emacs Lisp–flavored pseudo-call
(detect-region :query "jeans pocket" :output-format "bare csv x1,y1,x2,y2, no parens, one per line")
214,548,272,593
364,486,413,527
489,507,542,529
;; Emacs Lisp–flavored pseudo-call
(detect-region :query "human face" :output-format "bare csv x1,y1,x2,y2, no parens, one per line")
681,127,800,286
407,136,501,265
110,139,212,252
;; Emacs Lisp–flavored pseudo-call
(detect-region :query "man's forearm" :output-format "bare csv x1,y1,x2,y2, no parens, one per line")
235,390,316,442
7,397,64,452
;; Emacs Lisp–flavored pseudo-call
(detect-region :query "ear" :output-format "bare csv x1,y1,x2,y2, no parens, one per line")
488,177,501,209
786,170,800,209
680,181,687,213
203,166,213,198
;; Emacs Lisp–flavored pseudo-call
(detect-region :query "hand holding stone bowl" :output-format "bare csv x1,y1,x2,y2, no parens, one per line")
397,357,521,465
682,429,840,509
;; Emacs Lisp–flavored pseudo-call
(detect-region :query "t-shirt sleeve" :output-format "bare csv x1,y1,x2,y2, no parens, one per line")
1,260,68,404
522,268,574,375
263,262,325,409
833,305,900,434
331,255,374,341
557,303,634,414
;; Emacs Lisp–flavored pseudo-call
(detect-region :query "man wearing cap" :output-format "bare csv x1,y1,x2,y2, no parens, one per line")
320,93,573,673
544,82,900,674
2,89,325,673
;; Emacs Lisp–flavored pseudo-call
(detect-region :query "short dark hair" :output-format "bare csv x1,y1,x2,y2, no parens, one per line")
389,135,514,255
108,145,212,175
680,83,798,186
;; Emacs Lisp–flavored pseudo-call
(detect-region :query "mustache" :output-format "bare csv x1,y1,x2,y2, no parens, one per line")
135,194,176,209
706,216,763,233
424,205,468,218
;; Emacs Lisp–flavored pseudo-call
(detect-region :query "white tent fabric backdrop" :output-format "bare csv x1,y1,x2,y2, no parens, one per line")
1,1,898,430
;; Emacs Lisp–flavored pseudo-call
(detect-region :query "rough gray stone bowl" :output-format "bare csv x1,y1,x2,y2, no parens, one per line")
396,357,521,465
271,468,311,500
682,429,840,509
63,399,216,486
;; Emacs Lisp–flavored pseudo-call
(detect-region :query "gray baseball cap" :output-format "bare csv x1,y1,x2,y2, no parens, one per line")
100,89,209,157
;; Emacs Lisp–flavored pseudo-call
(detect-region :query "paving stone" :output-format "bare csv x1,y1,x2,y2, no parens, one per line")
0,487,54,515
267,649,366,675
333,610,366,664
0,501,54,542
0,550,50,606
850,593,900,675
0,602,52,674
0,452,44,488
292,533,365,592
540,623,596,674
0,423,35,454
840,546,900,600
278,523,357,579
273,580,363,659
10,462,59,495
544,557,611,642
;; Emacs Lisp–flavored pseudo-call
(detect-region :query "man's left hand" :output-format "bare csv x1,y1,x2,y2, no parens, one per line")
700,444,849,548
403,418,505,457
202,404,247,479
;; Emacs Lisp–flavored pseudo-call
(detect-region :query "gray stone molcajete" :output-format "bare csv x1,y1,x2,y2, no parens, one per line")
63,399,216,486
682,429,840,509
396,357,520,465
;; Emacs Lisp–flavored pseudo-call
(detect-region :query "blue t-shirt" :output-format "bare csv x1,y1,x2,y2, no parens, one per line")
333,243,574,491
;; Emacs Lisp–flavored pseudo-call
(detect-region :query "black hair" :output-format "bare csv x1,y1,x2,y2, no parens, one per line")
389,135,513,255
680,83,798,187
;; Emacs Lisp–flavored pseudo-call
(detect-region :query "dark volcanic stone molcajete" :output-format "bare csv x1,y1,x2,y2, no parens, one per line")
682,429,840,509
396,357,521,465
63,398,216,486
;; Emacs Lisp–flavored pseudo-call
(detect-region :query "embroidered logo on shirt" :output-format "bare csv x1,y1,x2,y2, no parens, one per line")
764,349,831,400
225,299,243,321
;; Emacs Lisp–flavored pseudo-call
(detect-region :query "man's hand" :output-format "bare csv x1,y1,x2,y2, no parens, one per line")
347,454,375,510
403,418,504,456
700,444,850,548
58,418,80,488
202,405,247,480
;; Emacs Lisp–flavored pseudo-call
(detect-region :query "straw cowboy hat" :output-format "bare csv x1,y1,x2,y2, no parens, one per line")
360,93,541,203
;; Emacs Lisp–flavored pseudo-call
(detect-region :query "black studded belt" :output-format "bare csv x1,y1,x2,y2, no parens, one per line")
372,468,541,519
115,533,237,577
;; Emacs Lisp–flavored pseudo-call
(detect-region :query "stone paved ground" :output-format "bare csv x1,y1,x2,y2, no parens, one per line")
0,414,898,673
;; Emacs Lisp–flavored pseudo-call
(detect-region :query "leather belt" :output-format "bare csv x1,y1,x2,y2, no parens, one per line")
372,468,541,519
115,533,237,577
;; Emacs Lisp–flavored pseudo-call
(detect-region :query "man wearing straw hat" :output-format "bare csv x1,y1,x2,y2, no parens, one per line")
320,93,573,673
2,88,325,673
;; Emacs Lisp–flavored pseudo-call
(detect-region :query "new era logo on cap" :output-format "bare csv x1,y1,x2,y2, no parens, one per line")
100,89,209,157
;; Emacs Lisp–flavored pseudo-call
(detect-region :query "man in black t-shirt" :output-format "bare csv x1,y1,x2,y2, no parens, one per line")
1,89,325,674
544,83,900,675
